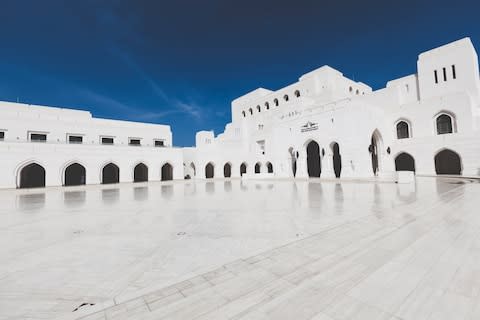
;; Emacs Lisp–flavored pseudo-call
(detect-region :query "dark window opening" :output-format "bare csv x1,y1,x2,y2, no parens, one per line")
0,131,4,140
68,135,83,144
266,162,273,173
283,95,289,101
294,90,300,98
434,70,438,84
240,163,247,176
129,139,141,146
101,137,114,145
452,65,456,79
254,162,261,174
396,121,410,139
265,102,269,110
155,140,165,147
436,114,453,134
274,99,279,106
30,133,47,142
443,67,447,81
306,141,321,177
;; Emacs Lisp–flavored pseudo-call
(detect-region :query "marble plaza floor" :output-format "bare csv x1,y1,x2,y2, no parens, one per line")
0,177,479,320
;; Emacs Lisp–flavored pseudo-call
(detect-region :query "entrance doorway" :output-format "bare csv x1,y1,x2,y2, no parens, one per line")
306,141,321,177
64,163,86,186
331,142,342,178
224,163,231,178
19,163,46,188
161,163,173,181
134,163,148,182
435,149,461,175
370,130,383,175
395,153,415,172
102,163,119,184
205,162,214,179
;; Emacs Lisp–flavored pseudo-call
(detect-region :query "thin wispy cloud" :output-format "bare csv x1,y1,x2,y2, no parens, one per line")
109,46,204,121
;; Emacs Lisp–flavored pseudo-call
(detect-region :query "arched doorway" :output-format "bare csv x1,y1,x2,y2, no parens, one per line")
266,162,273,173
370,130,383,175
306,141,321,177
205,162,214,179
255,162,261,174
134,163,148,182
102,163,119,184
64,163,86,186
435,149,462,175
240,163,247,176
395,153,415,172
331,142,342,178
19,163,46,188
190,163,196,177
161,163,173,181
224,163,231,178
288,147,297,177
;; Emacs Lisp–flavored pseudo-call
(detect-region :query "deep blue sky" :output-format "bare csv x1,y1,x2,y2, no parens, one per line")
0,0,478,146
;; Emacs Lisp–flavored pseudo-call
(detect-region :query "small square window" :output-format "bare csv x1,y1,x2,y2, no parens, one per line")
0,131,4,140
101,137,114,145
154,140,165,147
68,135,83,144
30,133,47,142
129,138,141,146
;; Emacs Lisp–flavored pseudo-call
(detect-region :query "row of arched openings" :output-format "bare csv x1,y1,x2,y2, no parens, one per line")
201,161,274,178
305,141,342,178
242,90,301,117
395,112,456,140
17,162,174,189
394,149,462,175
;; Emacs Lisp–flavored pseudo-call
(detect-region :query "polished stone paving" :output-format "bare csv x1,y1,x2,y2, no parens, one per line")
0,177,479,319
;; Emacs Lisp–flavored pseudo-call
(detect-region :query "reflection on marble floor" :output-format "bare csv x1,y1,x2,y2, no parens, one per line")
0,177,479,319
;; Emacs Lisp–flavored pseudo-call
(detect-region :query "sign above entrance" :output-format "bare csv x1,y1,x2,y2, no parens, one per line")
301,121,319,133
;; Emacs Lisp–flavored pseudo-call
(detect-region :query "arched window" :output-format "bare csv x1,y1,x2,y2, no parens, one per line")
274,98,279,106
255,162,261,174
356,89,359,95
266,162,273,173
283,94,289,102
249,108,253,115
205,162,214,179
294,90,300,98
256,105,261,112
242,111,246,117
240,163,247,176
349,86,353,93
436,114,453,134
265,102,269,110
396,121,410,139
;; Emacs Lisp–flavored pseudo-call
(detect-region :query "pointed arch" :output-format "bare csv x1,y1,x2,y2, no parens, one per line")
266,162,273,173
64,162,86,186
395,152,415,172
305,140,321,177
18,162,46,188
223,162,232,178
254,162,261,174
134,163,148,182
434,149,462,175
205,162,214,179
370,129,384,175
240,162,247,176
102,162,119,184
161,162,173,181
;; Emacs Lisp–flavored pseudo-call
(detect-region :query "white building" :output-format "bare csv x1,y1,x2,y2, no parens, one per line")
0,101,183,189
1,38,479,189
184,38,480,180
